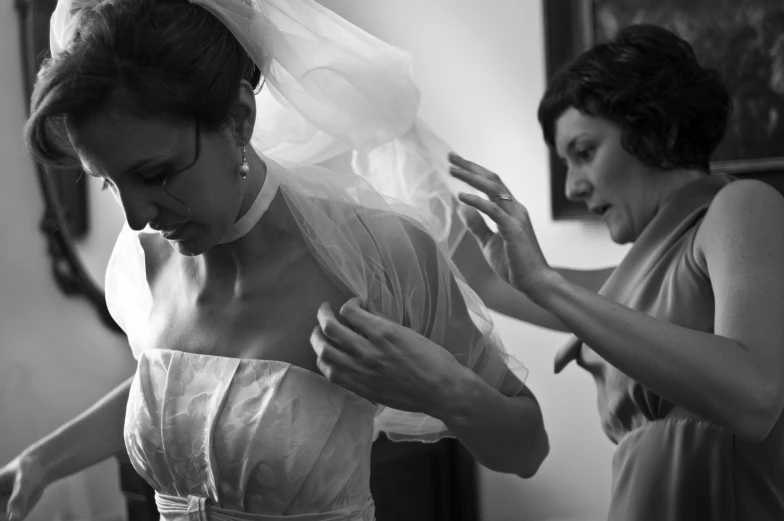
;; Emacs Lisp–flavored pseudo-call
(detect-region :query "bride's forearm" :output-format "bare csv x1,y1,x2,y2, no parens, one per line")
26,376,133,485
434,367,549,478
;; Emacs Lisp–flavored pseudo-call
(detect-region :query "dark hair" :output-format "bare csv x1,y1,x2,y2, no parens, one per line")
24,0,261,168
538,24,733,172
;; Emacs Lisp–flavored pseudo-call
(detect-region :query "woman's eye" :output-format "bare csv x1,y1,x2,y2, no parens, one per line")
576,147,594,161
142,171,169,186
101,178,114,192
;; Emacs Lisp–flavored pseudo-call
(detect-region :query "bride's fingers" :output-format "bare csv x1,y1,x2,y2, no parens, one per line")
457,205,495,247
316,303,364,357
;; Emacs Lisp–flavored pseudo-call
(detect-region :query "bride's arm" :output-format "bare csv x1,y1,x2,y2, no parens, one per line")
25,376,133,485
312,214,549,477
432,246,549,477
435,362,549,478
388,219,550,477
320,298,549,478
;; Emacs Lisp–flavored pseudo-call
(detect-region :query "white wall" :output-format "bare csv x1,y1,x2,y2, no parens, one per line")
317,1,629,520
0,3,134,520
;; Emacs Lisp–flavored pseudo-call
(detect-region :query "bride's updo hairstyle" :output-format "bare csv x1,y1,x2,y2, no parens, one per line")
25,0,261,168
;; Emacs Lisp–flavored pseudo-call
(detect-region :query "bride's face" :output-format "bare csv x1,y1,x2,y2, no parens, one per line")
68,111,246,256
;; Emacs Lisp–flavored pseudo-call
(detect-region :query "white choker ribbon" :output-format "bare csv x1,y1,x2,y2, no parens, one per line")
218,161,280,244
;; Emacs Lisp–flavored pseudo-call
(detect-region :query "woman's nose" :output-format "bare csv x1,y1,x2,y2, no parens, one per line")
565,170,592,203
118,189,158,231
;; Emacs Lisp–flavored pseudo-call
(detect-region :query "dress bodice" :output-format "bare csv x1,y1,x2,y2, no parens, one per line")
124,349,377,520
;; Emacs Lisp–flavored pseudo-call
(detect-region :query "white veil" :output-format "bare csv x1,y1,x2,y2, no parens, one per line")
51,0,528,442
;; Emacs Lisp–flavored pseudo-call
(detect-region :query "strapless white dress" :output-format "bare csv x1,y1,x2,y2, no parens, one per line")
124,348,377,520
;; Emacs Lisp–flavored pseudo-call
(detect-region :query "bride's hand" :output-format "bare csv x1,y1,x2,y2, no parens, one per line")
449,152,554,296
0,453,47,521
310,299,464,416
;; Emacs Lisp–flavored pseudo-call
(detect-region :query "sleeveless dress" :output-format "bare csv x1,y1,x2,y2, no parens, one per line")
555,174,784,521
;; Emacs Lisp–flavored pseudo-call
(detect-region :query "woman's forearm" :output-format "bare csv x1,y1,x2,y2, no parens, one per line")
450,227,613,331
26,376,133,484
531,272,775,442
434,366,549,478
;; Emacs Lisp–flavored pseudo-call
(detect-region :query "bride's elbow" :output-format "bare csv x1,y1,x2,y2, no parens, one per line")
516,429,550,478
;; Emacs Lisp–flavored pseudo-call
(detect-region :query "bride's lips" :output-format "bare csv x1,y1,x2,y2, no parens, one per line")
157,223,189,241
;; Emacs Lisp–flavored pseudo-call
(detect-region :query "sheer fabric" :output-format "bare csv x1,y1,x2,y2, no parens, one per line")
53,0,528,442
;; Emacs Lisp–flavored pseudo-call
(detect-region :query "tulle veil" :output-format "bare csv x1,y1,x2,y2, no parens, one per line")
50,0,528,442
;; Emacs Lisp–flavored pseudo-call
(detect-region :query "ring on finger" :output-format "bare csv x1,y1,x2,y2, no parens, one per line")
493,193,513,202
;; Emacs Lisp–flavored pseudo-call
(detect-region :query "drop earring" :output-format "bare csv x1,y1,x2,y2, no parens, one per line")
239,145,250,179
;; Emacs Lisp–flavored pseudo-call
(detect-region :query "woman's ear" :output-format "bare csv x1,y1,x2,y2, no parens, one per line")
228,79,257,145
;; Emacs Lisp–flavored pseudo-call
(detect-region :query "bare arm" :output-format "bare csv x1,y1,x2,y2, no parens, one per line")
451,222,614,331
435,366,549,478
415,222,549,477
26,376,132,484
527,181,784,442
317,215,550,477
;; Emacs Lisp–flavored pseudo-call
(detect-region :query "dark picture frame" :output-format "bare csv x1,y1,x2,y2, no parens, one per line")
18,0,89,237
543,0,784,219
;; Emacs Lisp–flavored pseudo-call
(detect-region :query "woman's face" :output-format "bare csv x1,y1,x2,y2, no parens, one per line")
68,112,244,256
554,107,661,244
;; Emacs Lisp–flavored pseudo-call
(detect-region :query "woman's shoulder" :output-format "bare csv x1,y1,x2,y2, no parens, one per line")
703,178,784,229
695,178,784,261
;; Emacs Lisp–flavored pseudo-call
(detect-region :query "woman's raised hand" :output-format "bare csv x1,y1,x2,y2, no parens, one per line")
449,152,554,295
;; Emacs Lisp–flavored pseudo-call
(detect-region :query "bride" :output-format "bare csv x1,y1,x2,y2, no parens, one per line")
0,0,548,519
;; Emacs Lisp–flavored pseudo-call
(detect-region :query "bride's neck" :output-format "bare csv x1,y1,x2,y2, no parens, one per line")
192,150,301,285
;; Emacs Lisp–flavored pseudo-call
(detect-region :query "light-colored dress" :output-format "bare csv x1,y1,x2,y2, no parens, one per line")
555,174,784,521
111,173,379,520
106,153,523,520
125,349,377,520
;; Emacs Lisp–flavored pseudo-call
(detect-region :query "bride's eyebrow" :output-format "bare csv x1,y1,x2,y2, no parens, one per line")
121,156,166,176
81,155,168,179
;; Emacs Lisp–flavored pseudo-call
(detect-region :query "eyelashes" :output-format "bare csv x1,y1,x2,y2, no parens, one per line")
576,145,595,160
99,171,168,192
144,173,168,187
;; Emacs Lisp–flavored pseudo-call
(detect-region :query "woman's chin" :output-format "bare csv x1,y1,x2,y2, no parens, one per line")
167,238,206,257
607,220,634,245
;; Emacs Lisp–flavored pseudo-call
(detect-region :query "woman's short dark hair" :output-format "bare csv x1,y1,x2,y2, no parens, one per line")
24,0,262,168
538,24,733,172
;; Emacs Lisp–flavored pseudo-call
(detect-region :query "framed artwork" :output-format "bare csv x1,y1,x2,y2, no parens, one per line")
543,0,784,219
